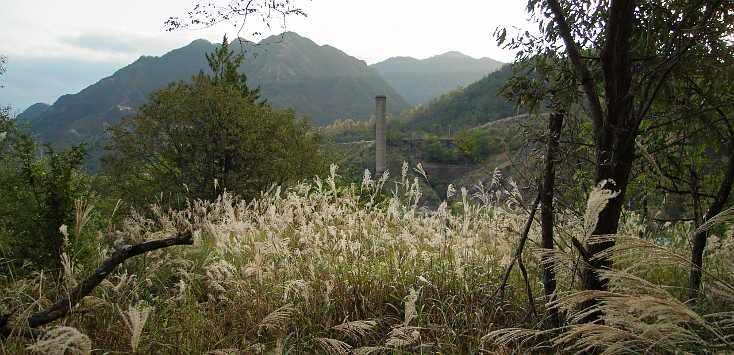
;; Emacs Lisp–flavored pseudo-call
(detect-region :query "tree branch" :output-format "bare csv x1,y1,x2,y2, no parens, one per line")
546,0,605,144
493,193,541,302
1,230,193,338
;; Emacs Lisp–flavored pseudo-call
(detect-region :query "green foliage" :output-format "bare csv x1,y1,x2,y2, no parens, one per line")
0,114,91,268
206,35,265,106
454,129,505,163
105,46,325,208
419,134,458,163
401,64,521,132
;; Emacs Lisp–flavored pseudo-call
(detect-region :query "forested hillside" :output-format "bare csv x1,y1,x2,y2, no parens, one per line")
372,51,503,105
399,64,518,133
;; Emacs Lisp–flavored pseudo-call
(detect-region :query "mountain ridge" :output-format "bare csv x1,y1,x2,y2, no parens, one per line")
23,32,409,153
371,52,504,105
401,63,519,131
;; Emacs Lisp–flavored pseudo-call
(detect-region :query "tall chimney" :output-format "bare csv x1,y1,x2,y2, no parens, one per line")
375,95,387,176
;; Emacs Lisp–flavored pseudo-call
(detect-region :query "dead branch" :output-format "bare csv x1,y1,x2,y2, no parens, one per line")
517,254,538,320
493,193,541,303
1,229,193,338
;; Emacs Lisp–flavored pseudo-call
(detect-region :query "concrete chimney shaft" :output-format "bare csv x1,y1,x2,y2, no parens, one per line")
375,95,387,176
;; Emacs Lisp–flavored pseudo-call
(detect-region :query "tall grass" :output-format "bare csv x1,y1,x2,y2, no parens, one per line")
1,164,732,354
483,194,734,354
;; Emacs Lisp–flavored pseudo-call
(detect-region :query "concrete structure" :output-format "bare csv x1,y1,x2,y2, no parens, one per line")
375,95,387,176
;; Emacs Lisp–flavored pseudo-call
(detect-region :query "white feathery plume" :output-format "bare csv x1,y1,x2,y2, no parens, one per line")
446,184,456,200
60,252,77,289
118,301,153,352
414,163,428,182
583,179,620,239
256,303,296,336
312,337,352,354
27,326,91,355
332,320,378,341
385,326,420,348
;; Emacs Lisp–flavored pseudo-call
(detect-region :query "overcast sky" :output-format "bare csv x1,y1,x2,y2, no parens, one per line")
0,0,532,111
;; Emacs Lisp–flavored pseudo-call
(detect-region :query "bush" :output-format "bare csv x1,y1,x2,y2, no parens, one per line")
0,114,92,269
104,40,325,209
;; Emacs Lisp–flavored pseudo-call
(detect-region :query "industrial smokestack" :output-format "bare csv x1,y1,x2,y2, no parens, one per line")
375,95,387,176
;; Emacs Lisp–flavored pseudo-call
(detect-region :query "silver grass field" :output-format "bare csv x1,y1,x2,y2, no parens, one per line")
1,164,733,354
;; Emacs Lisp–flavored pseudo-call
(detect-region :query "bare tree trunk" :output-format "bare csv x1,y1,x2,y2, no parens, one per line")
579,0,637,323
689,149,734,300
540,111,564,328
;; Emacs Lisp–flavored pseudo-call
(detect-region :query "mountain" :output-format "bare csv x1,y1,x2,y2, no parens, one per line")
17,103,50,121
242,33,408,125
401,63,519,132
371,52,504,106
25,32,409,151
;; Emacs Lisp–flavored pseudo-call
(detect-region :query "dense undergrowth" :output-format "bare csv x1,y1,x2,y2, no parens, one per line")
1,164,732,354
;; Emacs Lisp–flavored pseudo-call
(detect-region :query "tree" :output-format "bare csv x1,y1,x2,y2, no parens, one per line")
635,56,734,300
500,0,734,321
206,35,265,106
164,0,306,37
0,114,89,268
1,57,93,267
105,44,324,207
0,55,6,88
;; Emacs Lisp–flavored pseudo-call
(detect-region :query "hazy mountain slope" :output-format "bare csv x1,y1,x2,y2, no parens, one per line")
26,39,214,148
372,51,503,106
243,33,408,124
25,32,409,150
17,103,50,121
401,63,518,132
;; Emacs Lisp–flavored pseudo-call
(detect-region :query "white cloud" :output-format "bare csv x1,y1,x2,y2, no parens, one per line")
1,0,530,63
0,0,533,109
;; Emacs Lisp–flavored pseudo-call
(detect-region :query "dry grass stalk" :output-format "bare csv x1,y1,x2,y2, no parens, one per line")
26,326,91,355
385,326,420,348
60,252,77,289
352,346,386,355
403,288,418,326
73,199,93,240
204,348,242,355
118,301,153,352
256,303,296,336
331,320,377,341
485,232,734,354
312,337,352,354
694,205,734,236
1,163,617,352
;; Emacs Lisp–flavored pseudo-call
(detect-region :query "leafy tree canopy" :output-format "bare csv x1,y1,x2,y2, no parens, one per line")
1,113,90,267
206,35,266,106
104,43,324,208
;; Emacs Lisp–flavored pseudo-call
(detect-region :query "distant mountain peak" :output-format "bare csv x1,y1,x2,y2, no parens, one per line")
436,51,469,58
371,52,504,106
189,38,212,46
261,31,311,44
281,31,304,38
19,103,51,121
26,32,409,165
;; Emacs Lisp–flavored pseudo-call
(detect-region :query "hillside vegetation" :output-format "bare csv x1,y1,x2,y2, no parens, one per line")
2,1,734,354
1,167,732,353
372,52,503,106
398,64,519,134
